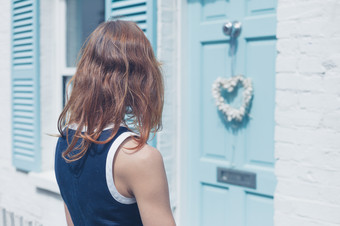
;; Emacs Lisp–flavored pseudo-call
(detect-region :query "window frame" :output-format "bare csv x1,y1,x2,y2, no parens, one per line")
56,0,75,112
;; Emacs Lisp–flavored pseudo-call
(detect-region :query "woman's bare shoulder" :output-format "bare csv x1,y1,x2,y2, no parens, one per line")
115,138,165,180
120,138,163,165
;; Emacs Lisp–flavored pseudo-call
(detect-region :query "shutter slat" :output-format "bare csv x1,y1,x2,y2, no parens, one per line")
13,123,34,131
13,44,33,52
112,0,146,9
14,0,29,3
13,98,34,105
13,79,34,88
13,0,30,4
13,38,33,46
14,135,34,144
14,142,34,150
13,20,33,30
13,32,33,40
13,154,34,164
13,119,34,126
14,129,34,137
112,5,147,17
13,25,33,34
13,148,34,157
13,79,33,85
13,57,33,65
11,0,40,172
13,93,34,98
13,111,34,118
13,12,33,22
13,104,34,112
137,22,147,30
13,1,32,9
13,5,33,15
13,50,33,58
115,14,146,23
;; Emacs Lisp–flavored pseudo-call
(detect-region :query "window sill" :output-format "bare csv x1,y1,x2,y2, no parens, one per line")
29,170,60,195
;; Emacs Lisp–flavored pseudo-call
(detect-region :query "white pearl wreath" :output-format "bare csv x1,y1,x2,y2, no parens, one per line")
212,75,253,122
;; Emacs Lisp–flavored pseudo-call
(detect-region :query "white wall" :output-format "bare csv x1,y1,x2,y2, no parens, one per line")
0,0,12,172
275,1,340,225
0,0,65,225
40,0,62,171
157,0,179,213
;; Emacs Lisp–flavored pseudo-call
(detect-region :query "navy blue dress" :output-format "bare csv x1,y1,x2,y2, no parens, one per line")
55,126,143,226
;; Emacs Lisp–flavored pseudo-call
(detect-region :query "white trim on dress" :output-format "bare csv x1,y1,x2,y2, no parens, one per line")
67,123,117,132
105,131,137,204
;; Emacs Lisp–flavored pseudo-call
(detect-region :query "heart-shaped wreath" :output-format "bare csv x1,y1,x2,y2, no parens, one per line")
212,75,253,122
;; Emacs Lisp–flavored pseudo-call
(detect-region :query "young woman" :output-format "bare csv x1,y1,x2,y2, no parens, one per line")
54,20,175,226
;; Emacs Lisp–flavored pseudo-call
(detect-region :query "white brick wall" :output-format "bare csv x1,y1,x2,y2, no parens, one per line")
0,1,65,225
275,0,340,225
40,0,61,171
157,0,178,212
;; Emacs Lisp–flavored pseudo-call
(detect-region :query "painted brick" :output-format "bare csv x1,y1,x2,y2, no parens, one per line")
297,76,325,93
276,54,298,72
275,0,340,225
0,1,66,225
276,22,301,39
299,38,340,57
156,0,178,213
275,90,299,110
275,211,340,226
276,39,299,55
321,111,340,130
277,2,324,22
276,73,300,90
298,92,340,111
0,0,12,168
275,108,322,128
297,56,325,74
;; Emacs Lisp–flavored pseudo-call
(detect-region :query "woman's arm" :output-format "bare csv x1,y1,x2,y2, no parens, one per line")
117,142,176,226
64,203,74,226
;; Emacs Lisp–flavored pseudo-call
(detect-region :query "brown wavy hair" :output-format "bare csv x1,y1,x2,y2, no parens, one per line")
58,20,164,162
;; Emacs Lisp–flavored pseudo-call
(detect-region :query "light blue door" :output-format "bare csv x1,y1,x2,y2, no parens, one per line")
187,0,277,225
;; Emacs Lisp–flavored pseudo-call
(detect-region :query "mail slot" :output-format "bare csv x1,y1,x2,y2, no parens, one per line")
217,167,256,189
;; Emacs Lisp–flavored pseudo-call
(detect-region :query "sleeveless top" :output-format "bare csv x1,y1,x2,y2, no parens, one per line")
54,126,143,226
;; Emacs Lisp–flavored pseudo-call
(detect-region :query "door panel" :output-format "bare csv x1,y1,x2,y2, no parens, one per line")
201,41,231,161
201,184,230,226
187,0,277,225
245,38,276,167
245,192,274,226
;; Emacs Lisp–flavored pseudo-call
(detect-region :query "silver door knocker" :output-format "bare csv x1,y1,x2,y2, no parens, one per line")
222,21,242,38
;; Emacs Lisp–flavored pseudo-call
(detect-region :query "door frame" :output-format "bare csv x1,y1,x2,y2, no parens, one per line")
176,0,197,225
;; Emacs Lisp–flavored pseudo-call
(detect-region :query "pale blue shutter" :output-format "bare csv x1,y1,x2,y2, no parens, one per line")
105,0,157,147
105,0,157,50
11,0,41,172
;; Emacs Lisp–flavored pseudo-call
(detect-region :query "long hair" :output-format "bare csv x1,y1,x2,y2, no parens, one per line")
58,20,164,162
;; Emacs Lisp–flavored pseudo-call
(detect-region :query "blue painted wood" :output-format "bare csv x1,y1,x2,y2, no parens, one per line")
146,0,157,53
11,0,41,172
187,0,277,225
